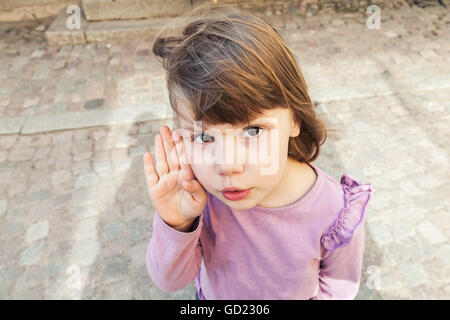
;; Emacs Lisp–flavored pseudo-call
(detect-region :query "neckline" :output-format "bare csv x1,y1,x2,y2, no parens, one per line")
249,162,322,214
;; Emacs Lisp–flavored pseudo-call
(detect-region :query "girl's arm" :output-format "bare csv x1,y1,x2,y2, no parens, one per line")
145,208,205,292
316,218,366,300
143,126,208,292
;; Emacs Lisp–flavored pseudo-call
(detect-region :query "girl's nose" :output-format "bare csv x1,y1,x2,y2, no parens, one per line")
216,162,244,176
214,135,245,176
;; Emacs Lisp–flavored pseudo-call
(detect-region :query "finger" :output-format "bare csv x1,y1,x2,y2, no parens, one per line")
154,133,169,177
143,152,159,188
173,130,196,182
172,129,186,167
160,125,180,172
182,179,204,202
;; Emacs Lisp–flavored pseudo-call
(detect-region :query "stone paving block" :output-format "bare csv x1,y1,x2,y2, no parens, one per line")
1,222,24,241
73,217,98,241
25,220,49,243
7,147,35,162
436,245,450,266
398,263,430,288
417,220,448,244
72,187,99,208
26,189,53,207
367,222,394,248
103,221,126,241
129,219,150,242
96,173,114,187
72,140,94,154
115,135,138,148
8,184,28,201
44,275,78,299
76,207,100,220
27,180,51,194
3,206,26,222
101,256,129,284
0,199,7,217
129,145,147,157
51,170,72,187
0,136,17,149
73,151,93,162
74,172,99,189
73,129,89,141
130,240,148,268
52,193,72,208
110,148,129,161
72,160,91,176
92,160,111,173
94,137,116,151
104,280,133,300
51,131,73,145
0,265,16,285
71,238,101,266
19,241,46,266
398,178,426,197
14,265,44,292
112,158,132,171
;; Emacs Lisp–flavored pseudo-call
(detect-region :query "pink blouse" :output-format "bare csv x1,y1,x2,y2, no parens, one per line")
146,163,373,299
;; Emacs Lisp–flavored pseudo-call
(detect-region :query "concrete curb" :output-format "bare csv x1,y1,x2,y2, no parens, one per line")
45,7,174,46
0,103,172,135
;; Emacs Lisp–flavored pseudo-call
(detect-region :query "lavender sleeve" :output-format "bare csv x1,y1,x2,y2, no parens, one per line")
316,174,372,300
145,210,204,292
316,217,366,299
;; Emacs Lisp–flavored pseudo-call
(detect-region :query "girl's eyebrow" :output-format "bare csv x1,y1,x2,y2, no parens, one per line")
181,117,277,131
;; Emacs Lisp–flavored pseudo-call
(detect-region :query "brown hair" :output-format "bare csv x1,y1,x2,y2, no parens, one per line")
151,3,327,163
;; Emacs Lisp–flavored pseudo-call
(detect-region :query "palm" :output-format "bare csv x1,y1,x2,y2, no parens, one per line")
149,162,204,221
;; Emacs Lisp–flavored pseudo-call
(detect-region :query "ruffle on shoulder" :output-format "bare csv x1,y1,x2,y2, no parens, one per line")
321,174,373,254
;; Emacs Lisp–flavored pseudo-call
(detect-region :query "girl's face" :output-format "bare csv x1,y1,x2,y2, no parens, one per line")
174,105,300,211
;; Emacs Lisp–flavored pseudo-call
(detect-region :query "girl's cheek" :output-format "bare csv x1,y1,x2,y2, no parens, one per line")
183,140,201,165
184,141,214,166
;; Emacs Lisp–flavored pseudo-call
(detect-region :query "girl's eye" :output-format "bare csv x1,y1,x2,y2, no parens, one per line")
191,126,263,144
192,133,214,143
243,126,263,138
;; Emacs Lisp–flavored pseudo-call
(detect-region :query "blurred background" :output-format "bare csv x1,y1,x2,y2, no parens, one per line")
0,0,449,299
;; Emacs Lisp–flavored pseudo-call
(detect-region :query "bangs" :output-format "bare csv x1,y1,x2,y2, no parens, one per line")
169,80,281,128
164,13,289,128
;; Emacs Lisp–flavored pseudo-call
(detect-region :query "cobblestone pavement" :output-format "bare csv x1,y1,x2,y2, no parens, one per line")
0,6,449,299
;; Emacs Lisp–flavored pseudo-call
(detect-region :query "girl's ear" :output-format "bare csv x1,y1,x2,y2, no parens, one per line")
289,110,301,138
290,123,300,137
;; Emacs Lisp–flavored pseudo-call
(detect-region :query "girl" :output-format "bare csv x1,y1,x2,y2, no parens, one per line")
142,5,373,300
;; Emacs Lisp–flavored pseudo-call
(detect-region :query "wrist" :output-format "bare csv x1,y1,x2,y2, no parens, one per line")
173,217,198,232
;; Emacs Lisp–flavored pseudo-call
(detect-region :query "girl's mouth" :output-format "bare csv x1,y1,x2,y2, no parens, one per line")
221,188,252,201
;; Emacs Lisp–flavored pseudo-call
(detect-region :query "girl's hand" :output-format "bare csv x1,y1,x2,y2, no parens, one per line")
143,125,207,230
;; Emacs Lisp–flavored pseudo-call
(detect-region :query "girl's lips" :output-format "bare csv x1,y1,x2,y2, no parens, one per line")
221,188,252,201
